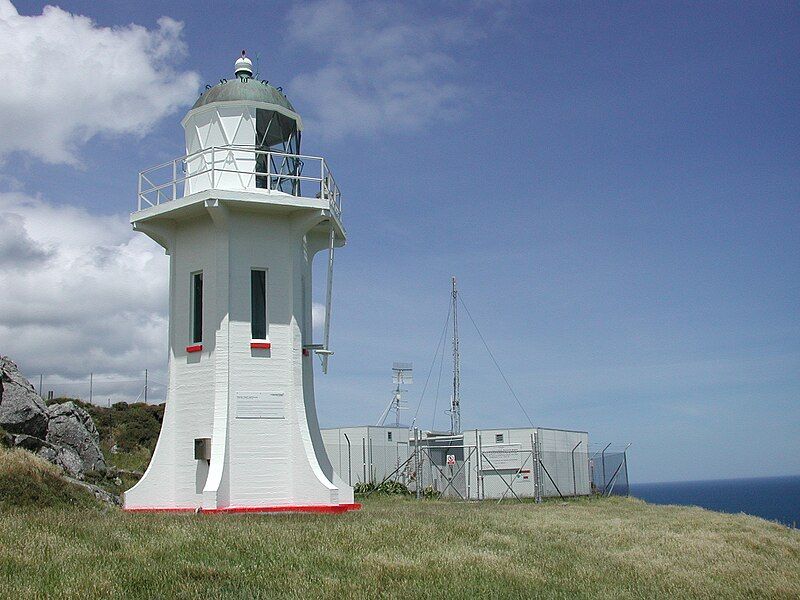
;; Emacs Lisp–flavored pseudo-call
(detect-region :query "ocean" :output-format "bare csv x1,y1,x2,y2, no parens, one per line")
629,475,800,527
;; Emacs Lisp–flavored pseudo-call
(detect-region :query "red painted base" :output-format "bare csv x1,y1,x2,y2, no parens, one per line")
125,503,362,515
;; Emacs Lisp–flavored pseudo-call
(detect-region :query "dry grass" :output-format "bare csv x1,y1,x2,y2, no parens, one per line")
0,447,101,509
0,494,797,599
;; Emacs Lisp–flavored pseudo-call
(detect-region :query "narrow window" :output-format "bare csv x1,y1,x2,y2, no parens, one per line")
387,431,393,441
191,271,203,343
495,433,504,444
251,269,267,339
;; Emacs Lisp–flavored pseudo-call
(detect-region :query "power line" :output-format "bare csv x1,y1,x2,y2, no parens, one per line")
412,299,452,425
458,293,535,429
431,321,449,431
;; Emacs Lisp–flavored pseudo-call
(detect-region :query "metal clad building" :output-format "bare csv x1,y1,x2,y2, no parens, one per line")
321,426,410,488
321,425,591,500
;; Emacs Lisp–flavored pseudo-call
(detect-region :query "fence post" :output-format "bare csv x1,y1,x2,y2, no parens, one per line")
571,440,582,496
361,437,366,484
343,433,352,486
601,443,611,495
531,433,542,503
477,433,484,500
414,427,420,500
623,443,631,496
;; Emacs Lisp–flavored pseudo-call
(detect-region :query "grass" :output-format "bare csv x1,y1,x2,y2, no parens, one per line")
0,494,797,599
0,447,102,510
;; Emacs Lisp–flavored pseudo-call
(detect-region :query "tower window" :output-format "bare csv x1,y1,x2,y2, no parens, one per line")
251,269,267,339
191,271,203,343
387,431,393,441
495,433,504,444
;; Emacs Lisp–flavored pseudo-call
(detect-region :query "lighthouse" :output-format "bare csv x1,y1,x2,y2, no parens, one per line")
124,52,357,513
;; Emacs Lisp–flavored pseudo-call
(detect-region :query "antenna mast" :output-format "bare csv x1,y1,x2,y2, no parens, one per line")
450,276,461,434
376,362,412,427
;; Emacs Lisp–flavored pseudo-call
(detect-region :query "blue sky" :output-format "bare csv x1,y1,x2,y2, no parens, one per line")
1,1,798,483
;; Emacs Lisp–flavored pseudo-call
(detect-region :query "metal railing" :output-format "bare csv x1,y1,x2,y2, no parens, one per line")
136,145,342,220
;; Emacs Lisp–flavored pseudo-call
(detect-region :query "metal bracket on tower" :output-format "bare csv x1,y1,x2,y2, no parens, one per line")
321,222,336,374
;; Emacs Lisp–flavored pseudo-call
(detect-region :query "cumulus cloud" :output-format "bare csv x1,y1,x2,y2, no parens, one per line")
0,213,54,268
286,0,474,139
0,1,200,164
0,192,169,402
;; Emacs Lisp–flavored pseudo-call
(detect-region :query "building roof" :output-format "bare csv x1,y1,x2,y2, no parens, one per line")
192,78,297,113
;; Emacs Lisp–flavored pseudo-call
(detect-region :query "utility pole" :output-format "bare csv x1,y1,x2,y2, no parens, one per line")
450,276,461,434
144,369,148,404
38,374,42,397
89,373,93,404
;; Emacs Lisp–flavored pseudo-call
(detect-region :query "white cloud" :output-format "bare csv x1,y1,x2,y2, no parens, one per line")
0,192,169,402
0,1,200,165
286,0,473,139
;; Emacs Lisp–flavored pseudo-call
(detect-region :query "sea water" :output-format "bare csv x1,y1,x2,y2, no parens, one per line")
630,475,800,527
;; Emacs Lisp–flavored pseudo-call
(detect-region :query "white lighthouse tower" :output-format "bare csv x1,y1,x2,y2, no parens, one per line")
124,52,357,513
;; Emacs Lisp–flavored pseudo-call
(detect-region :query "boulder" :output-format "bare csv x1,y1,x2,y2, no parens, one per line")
11,433,86,478
0,356,49,438
46,401,106,474
64,475,122,506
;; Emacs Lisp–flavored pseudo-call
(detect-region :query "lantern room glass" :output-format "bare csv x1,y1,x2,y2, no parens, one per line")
255,109,302,195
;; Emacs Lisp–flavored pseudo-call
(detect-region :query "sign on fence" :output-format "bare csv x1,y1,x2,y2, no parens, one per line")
446,454,456,466
481,444,522,470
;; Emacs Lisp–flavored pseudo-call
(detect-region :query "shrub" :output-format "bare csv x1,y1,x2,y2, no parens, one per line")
354,480,411,496
353,482,375,495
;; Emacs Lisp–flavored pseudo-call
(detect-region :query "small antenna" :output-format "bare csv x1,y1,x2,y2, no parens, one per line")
449,277,461,434
376,362,413,427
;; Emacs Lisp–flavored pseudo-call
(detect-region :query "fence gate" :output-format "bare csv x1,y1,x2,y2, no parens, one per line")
416,445,477,499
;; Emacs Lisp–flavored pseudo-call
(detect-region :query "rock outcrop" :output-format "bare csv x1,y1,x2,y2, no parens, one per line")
47,401,106,475
0,356,49,438
0,357,107,479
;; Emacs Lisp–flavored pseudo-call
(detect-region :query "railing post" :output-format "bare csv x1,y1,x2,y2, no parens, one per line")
266,150,271,191
321,159,325,199
211,147,215,189
172,159,177,201
137,173,142,211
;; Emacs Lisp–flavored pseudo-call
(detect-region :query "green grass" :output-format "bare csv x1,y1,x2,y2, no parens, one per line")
0,447,102,510
0,494,797,599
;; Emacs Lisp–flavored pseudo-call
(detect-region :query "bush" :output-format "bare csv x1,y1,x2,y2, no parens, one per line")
353,480,411,496
353,482,375,495
422,485,442,499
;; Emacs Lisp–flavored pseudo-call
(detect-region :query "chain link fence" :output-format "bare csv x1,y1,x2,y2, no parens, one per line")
24,372,166,406
325,427,630,502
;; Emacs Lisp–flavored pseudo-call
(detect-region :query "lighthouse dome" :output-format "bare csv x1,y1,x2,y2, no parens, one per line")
191,79,297,113
191,51,297,115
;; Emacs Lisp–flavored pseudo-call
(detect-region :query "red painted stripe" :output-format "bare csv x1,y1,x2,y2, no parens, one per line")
250,342,271,349
186,344,203,353
125,503,362,515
